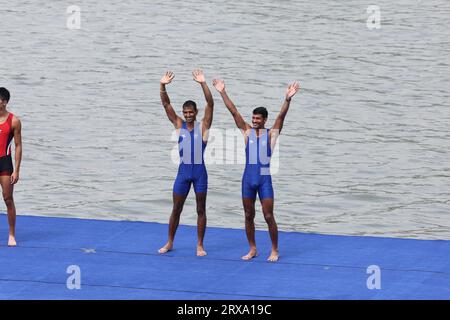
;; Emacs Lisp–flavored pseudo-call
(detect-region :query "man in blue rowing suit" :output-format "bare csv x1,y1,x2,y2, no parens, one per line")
213,78,300,262
158,70,214,256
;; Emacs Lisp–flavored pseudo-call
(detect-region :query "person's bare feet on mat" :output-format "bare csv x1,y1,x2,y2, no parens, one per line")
267,249,279,262
158,242,173,254
8,235,17,247
197,245,207,257
242,248,258,260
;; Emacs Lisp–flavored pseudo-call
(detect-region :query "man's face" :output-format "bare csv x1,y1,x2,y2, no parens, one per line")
252,113,266,129
183,107,197,123
0,99,7,108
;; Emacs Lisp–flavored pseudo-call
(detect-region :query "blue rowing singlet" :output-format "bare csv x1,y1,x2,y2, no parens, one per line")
173,121,208,195
242,128,274,200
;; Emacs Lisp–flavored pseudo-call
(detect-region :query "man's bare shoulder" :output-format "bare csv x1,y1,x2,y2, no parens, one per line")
11,114,21,127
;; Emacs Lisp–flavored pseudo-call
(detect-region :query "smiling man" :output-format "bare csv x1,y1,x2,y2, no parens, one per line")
213,79,299,262
158,70,214,256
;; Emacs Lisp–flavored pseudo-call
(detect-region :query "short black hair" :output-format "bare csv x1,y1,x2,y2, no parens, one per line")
182,100,197,110
253,107,268,119
0,88,10,102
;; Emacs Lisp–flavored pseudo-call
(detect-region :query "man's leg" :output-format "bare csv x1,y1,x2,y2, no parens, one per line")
1,176,16,246
195,192,207,256
158,192,188,253
261,198,279,262
242,197,257,260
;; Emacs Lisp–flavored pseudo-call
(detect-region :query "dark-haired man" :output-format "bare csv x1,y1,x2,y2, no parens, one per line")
213,79,299,262
0,87,22,247
158,70,214,256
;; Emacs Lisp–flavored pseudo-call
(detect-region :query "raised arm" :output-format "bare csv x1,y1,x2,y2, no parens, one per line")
11,116,22,185
193,69,214,130
212,79,250,132
160,71,182,129
271,81,300,133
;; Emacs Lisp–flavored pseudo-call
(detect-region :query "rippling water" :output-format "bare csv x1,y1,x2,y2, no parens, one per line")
1,0,449,239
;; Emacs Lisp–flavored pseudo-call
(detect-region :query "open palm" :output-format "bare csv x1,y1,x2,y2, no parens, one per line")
212,79,225,93
161,71,175,85
193,69,205,83
286,81,300,99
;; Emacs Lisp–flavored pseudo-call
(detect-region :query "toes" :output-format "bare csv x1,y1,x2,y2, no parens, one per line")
158,247,170,254
197,251,207,257
8,238,17,247
241,252,257,260
197,246,207,256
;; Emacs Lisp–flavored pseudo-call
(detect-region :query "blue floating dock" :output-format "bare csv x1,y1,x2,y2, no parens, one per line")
0,214,449,299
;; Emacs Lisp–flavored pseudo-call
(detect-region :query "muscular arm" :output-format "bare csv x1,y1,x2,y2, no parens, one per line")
200,82,214,129
221,90,249,131
213,79,250,132
11,116,22,184
193,70,214,130
271,81,300,133
160,71,182,129
271,98,291,133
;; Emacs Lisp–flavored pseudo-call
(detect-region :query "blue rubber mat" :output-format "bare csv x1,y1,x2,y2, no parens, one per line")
0,214,449,299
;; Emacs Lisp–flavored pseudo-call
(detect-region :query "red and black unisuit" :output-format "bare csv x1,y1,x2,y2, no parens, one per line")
0,113,14,176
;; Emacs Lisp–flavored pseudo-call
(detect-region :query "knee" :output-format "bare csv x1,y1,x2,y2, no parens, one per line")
196,205,206,216
263,212,274,223
244,210,255,221
3,196,14,207
172,205,183,216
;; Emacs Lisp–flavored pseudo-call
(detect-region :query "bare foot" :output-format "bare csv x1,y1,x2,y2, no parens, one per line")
241,249,258,260
158,243,173,254
197,246,207,257
267,250,279,262
8,235,17,247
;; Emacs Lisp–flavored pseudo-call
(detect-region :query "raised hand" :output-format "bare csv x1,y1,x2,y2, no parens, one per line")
193,69,206,83
161,71,175,85
286,81,300,100
212,78,225,93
